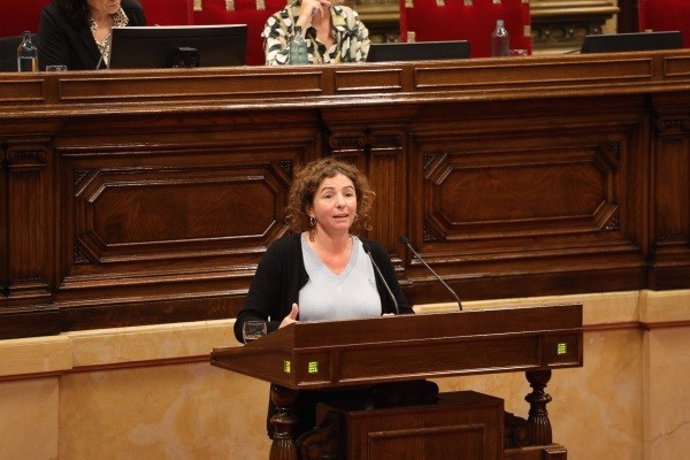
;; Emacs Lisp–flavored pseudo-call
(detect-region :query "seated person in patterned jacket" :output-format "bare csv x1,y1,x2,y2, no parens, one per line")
262,0,370,65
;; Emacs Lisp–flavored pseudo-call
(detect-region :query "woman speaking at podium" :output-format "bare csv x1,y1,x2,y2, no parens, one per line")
38,0,147,70
233,157,416,438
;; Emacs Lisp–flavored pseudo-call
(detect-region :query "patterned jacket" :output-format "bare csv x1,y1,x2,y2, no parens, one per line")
262,0,370,65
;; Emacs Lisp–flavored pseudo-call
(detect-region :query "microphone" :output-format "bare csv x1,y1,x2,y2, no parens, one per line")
95,52,105,70
362,241,400,315
399,235,463,310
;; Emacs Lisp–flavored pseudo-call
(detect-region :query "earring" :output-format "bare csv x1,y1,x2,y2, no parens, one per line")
354,213,359,221
309,216,316,227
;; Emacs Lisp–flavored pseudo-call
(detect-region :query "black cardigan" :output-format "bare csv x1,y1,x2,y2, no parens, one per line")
233,233,412,342
38,0,147,70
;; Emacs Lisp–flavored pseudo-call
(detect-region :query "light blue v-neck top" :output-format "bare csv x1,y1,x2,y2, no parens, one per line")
298,233,382,321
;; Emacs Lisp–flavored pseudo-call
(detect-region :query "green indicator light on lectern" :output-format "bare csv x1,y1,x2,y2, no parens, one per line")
283,360,291,373
308,361,319,374
557,343,567,355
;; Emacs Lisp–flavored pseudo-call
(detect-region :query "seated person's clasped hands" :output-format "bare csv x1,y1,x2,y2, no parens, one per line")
262,0,370,64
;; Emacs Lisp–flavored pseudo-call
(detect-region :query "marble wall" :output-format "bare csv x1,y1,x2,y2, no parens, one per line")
1,290,688,460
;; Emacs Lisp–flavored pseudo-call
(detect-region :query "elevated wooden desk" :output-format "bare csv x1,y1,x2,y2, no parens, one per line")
211,304,583,459
2,50,690,339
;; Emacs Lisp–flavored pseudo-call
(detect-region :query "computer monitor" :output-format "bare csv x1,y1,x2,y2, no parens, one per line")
109,24,248,69
580,31,683,54
367,40,471,63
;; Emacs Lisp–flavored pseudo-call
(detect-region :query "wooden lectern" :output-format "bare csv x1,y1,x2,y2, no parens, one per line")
211,304,583,459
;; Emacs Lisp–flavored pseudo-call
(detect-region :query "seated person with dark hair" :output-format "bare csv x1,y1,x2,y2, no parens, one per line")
38,0,147,70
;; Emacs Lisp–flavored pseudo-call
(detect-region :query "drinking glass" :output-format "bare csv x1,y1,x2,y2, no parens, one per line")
242,320,267,344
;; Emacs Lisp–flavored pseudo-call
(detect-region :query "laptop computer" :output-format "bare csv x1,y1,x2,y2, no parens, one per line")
580,31,683,54
367,40,471,63
109,24,248,69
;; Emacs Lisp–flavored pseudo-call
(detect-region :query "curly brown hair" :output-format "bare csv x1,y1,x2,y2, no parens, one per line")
285,158,375,235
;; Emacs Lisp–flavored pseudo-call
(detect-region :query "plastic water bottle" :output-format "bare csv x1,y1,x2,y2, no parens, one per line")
491,19,510,57
17,31,38,72
289,26,308,65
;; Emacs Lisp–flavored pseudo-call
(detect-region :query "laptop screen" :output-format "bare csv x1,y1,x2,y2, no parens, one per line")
580,31,683,53
367,40,471,63
109,25,248,69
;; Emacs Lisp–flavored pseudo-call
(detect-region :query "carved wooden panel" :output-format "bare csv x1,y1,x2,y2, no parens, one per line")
421,144,621,241
3,139,53,299
324,116,410,256
402,96,648,301
648,93,690,289
51,110,321,328
0,137,60,339
71,165,287,263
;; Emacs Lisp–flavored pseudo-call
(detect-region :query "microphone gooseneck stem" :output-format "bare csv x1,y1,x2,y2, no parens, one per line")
400,235,463,311
95,52,104,70
363,242,400,315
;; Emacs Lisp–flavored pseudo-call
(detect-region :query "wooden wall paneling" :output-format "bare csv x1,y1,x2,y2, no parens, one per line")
53,109,322,330
323,106,416,261
404,96,648,303
648,93,690,289
0,135,60,338
1,141,6,294
365,127,407,260
5,137,53,298
1,52,690,337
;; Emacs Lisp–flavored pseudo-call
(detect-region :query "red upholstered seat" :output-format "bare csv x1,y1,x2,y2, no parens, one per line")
193,0,287,65
639,0,690,48
137,0,194,26
399,0,532,58
2,0,49,37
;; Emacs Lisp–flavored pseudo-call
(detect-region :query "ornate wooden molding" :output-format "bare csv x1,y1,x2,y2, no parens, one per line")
530,0,619,53
655,116,690,135
5,146,48,172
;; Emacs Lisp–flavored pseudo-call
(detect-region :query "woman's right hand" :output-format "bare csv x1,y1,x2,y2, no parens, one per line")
296,0,332,28
279,303,299,328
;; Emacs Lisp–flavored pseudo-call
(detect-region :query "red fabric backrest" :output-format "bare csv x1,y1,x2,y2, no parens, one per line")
193,0,287,65
399,0,531,57
2,0,50,37
137,0,194,26
638,0,690,48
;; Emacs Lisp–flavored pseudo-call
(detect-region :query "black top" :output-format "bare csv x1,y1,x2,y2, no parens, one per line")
38,0,147,70
233,233,412,343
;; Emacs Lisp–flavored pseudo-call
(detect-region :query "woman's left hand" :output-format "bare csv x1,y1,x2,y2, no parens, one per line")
279,303,300,328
